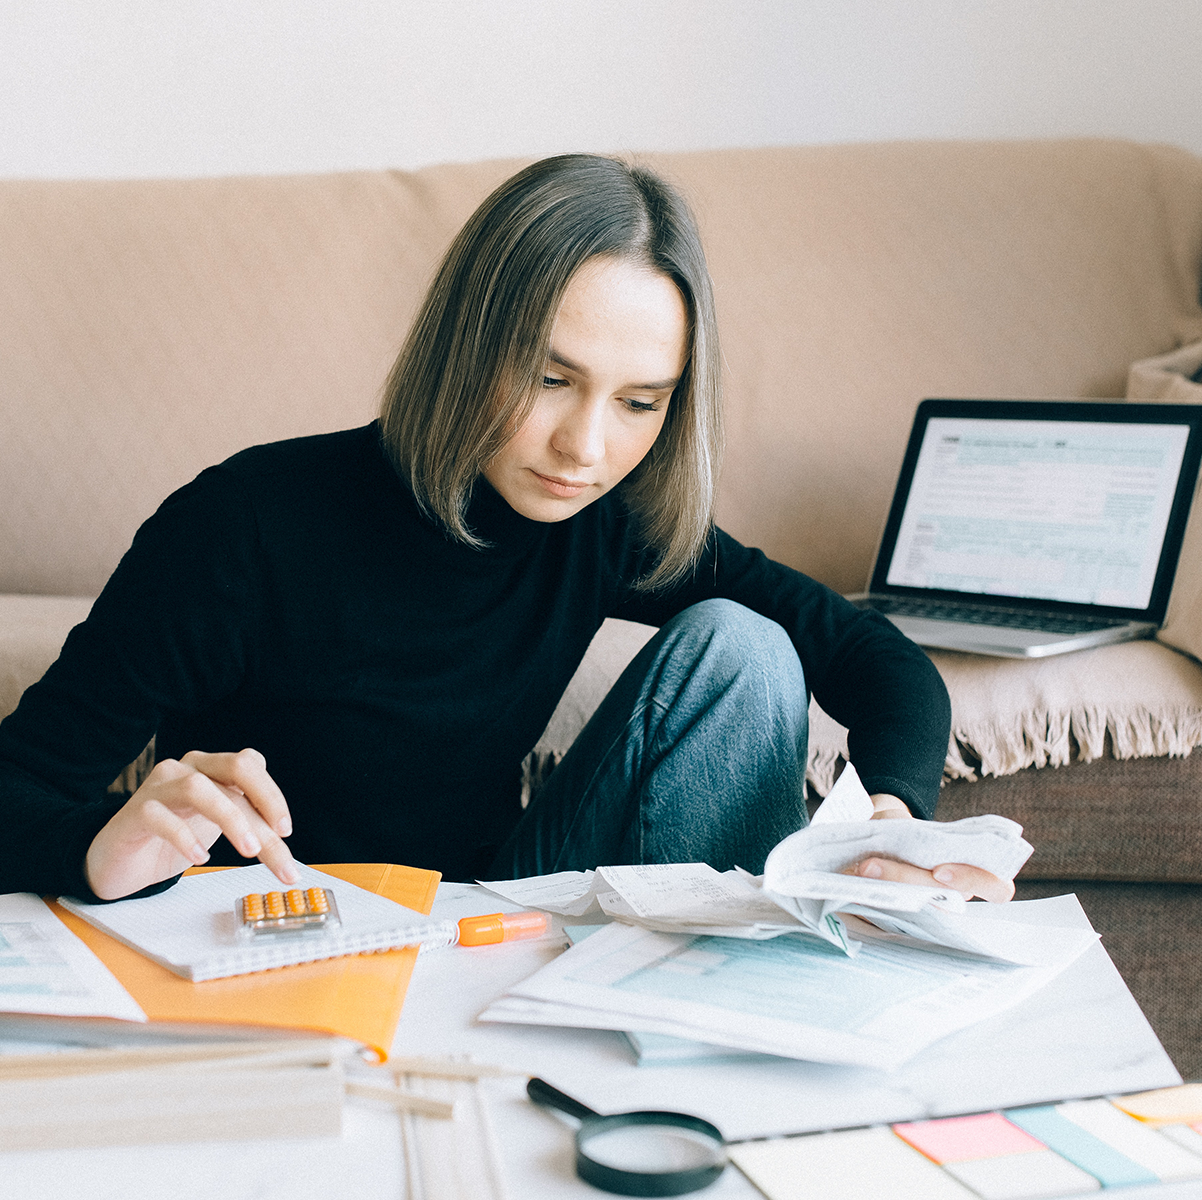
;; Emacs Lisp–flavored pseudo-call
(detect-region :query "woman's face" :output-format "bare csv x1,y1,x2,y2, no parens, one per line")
483,256,688,523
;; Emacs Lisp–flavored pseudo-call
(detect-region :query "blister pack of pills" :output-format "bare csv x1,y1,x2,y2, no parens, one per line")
237,887,341,936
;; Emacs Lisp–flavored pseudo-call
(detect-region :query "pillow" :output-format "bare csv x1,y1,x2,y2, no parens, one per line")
1127,340,1202,401
1127,340,1202,663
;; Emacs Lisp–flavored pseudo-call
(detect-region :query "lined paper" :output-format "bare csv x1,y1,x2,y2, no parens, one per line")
58,864,456,981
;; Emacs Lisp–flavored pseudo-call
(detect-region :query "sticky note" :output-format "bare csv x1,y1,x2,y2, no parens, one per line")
1004,1105,1155,1188
1055,1099,1202,1182
730,1127,975,1200
944,1148,1100,1199
1113,1083,1202,1125
893,1113,1045,1163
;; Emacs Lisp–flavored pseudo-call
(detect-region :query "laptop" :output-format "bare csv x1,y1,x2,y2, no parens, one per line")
854,399,1202,658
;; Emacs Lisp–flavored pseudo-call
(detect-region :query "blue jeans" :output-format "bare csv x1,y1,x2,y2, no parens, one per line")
486,599,810,878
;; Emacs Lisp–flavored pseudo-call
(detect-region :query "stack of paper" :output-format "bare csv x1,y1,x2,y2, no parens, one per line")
478,907,1097,1071
0,892,146,1024
0,891,358,1149
476,765,1100,1069
0,1037,349,1151
480,764,1086,968
45,862,441,1062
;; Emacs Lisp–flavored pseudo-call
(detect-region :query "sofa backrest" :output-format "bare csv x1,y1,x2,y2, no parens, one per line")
2,139,1200,598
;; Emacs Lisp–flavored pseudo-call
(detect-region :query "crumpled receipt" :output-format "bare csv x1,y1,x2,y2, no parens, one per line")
763,761,1033,911
479,765,1095,968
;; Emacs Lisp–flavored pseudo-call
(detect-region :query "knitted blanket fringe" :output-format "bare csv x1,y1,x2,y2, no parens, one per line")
807,705,1202,794
943,704,1202,783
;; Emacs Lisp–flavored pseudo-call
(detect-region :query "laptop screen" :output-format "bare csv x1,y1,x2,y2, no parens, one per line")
871,400,1202,620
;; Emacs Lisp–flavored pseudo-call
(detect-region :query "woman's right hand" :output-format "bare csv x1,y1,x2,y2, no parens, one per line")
84,748,297,901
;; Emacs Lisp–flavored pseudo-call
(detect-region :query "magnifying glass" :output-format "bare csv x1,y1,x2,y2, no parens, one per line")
527,1076,727,1196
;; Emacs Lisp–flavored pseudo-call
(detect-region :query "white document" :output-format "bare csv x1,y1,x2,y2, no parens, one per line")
0,893,145,1022
476,870,601,917
808,758,877,824
777,759,1034,882
480,764,1079,967
478,910,1093,1071
58,864,457,982
770,810,1033,880
761,765,1070,963
481,864,805,939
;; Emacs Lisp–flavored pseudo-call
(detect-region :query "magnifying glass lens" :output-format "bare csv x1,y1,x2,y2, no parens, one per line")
527,1078,726,1196
583,1124,725,1172
576,1113,726,1195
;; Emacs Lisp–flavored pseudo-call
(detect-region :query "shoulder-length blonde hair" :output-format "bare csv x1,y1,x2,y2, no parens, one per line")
379,153,722,590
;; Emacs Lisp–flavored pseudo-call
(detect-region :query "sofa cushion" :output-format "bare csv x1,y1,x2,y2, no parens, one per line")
0,163,521,597
1127,340,1202,664
942,754,1202,883
0,594,93,723
675,139,1202,596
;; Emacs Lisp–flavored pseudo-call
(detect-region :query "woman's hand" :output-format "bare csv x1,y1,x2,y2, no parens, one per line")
846,792,1015,903
85,749,298,901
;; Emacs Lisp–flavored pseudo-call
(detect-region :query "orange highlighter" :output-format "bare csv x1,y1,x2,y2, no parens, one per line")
455,910,548,947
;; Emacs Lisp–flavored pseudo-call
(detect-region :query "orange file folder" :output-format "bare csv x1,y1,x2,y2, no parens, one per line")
50,863,441,1062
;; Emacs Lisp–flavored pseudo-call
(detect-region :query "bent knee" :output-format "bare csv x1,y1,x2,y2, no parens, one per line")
664,600,804,689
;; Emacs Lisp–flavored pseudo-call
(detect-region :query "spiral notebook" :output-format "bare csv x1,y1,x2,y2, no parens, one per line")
58,863,457,982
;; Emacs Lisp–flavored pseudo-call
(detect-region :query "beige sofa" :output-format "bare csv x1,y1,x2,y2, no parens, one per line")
3,139,1202,1067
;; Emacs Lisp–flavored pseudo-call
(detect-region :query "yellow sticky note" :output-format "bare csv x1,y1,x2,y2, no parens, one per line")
1114,1084,1202,1126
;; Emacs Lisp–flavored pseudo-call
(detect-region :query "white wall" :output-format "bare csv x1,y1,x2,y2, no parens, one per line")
2,0,1200,180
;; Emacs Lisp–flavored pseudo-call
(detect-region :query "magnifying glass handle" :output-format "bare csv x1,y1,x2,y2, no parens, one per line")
527,1076,600,1122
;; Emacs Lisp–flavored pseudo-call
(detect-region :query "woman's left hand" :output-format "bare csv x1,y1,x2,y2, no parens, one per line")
848,793,1015,903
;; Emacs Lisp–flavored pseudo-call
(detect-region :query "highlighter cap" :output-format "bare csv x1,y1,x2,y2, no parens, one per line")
457,910,548,947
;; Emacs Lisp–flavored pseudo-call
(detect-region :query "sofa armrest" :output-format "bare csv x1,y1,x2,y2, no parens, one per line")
0,594,94,722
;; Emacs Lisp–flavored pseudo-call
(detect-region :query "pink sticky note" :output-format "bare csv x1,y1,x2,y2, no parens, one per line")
893,1113,1047,1163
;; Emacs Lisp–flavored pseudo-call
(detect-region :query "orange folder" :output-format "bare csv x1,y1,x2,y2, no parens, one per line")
50,863,441,1062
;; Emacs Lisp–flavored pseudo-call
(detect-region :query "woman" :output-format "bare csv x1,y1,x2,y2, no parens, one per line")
0,155,1010,904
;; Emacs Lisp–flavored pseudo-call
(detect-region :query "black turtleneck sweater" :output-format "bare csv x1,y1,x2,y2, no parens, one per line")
0,423,950,898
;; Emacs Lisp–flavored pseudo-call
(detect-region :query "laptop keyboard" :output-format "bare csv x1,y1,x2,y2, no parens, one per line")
868,597,1129,635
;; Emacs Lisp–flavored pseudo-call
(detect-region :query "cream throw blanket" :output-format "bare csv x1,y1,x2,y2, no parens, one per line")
808,640,1202,791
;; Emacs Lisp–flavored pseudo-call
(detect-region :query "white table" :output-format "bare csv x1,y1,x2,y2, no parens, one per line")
3,887,1186,1199
394,885,1184,1198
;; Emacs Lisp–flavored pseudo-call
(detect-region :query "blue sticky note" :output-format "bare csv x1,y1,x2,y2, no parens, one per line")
1004,1105,1157,1188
